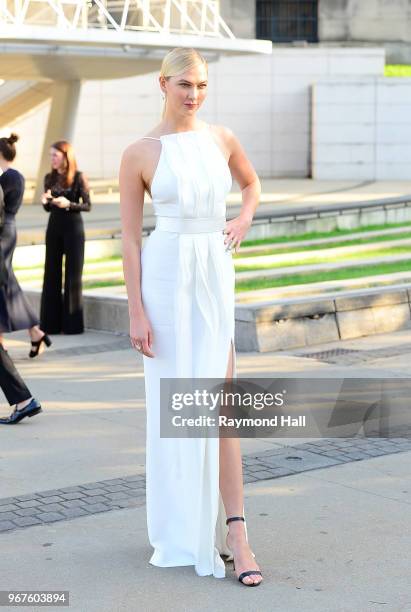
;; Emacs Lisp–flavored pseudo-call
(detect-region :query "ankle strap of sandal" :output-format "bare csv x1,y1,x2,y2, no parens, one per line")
226,516,245,525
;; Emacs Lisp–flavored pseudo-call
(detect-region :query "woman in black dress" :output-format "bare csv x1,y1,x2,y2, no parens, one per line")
0,133,51,358
40,140,91,334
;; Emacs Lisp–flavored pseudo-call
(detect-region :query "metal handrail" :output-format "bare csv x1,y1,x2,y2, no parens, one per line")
249,195,411,225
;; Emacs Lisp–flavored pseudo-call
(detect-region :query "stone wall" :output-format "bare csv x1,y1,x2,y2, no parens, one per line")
219,0,256,39
312,76,411,179
319,0,411,62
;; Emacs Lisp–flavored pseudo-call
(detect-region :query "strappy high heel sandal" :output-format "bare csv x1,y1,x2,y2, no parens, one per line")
226,516,263,586
29,333,52,358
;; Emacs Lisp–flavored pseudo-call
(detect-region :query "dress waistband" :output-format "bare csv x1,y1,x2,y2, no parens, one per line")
155,216,226,234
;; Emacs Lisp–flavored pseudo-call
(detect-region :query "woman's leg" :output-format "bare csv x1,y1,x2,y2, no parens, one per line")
28,325,44,342
219,343,263,585
62,218,85,334
0,223,40,334
40,221,63,334
0,344,32,405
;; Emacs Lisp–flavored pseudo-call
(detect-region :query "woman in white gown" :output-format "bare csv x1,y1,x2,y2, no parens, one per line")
119,47,263,586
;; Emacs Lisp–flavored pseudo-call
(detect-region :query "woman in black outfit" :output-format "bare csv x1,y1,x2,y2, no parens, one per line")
0,133,51,358
0,183,42,424
40,140,91,334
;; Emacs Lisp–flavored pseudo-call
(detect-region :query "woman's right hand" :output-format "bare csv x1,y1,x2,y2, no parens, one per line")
130,313,154,358
41,189,52,205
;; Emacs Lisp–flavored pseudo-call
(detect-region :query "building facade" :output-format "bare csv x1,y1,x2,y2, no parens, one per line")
2,1,410,181
221,0,411,63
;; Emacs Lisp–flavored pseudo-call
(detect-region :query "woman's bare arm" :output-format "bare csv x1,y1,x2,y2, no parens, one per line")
220,126,261,253
119,143,154,357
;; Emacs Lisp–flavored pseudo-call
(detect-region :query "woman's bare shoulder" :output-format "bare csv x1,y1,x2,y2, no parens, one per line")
120,137,159,170
210,123,234,138
209,123,237,158
209,123,236,148
123,136,159,154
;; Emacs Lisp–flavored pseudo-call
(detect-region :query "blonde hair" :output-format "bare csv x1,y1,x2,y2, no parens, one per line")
159,47,208,118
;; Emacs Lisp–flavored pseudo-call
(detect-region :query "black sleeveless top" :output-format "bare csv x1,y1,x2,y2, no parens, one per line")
0,168,25,219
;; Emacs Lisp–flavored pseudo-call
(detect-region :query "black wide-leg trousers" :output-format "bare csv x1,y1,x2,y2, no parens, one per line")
0,345,31,405
40,211,85,334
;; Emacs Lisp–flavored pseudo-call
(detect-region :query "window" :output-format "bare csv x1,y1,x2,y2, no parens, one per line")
256,0,318,43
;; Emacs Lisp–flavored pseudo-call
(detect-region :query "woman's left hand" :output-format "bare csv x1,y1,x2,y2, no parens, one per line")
223,213,253,254
52,196,71,209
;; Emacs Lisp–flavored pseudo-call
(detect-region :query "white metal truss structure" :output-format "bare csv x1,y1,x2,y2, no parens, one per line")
0,0,235,38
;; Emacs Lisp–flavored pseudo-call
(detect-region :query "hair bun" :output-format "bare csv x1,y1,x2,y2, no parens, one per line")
8,133,19,145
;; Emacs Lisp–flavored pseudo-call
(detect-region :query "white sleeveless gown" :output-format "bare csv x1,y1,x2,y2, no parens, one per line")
140,124,248,578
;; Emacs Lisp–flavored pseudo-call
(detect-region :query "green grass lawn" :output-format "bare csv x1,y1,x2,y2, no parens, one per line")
19,243,411,281
83,279,126,290
385,65,411,77
240,220,411,247
14,253,122,272
16,220,411,273
235,259,411,292
235,245,411,272
237,230,411,258
81,258,411,292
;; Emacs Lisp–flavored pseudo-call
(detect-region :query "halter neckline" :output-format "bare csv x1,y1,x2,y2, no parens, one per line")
142,124,210,141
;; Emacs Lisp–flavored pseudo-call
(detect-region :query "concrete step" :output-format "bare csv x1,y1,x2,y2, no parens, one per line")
235,272,411,303
79,275,411,305
234,284,411,352
235,237,411,268
22,284,411,353
17,253,411,292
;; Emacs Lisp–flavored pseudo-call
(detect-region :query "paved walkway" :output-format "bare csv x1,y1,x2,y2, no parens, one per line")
0,327,410,611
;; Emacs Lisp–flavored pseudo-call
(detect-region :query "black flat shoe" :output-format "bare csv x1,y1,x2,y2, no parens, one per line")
226,516,263,586
0,398,42,424
29,334,52,358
